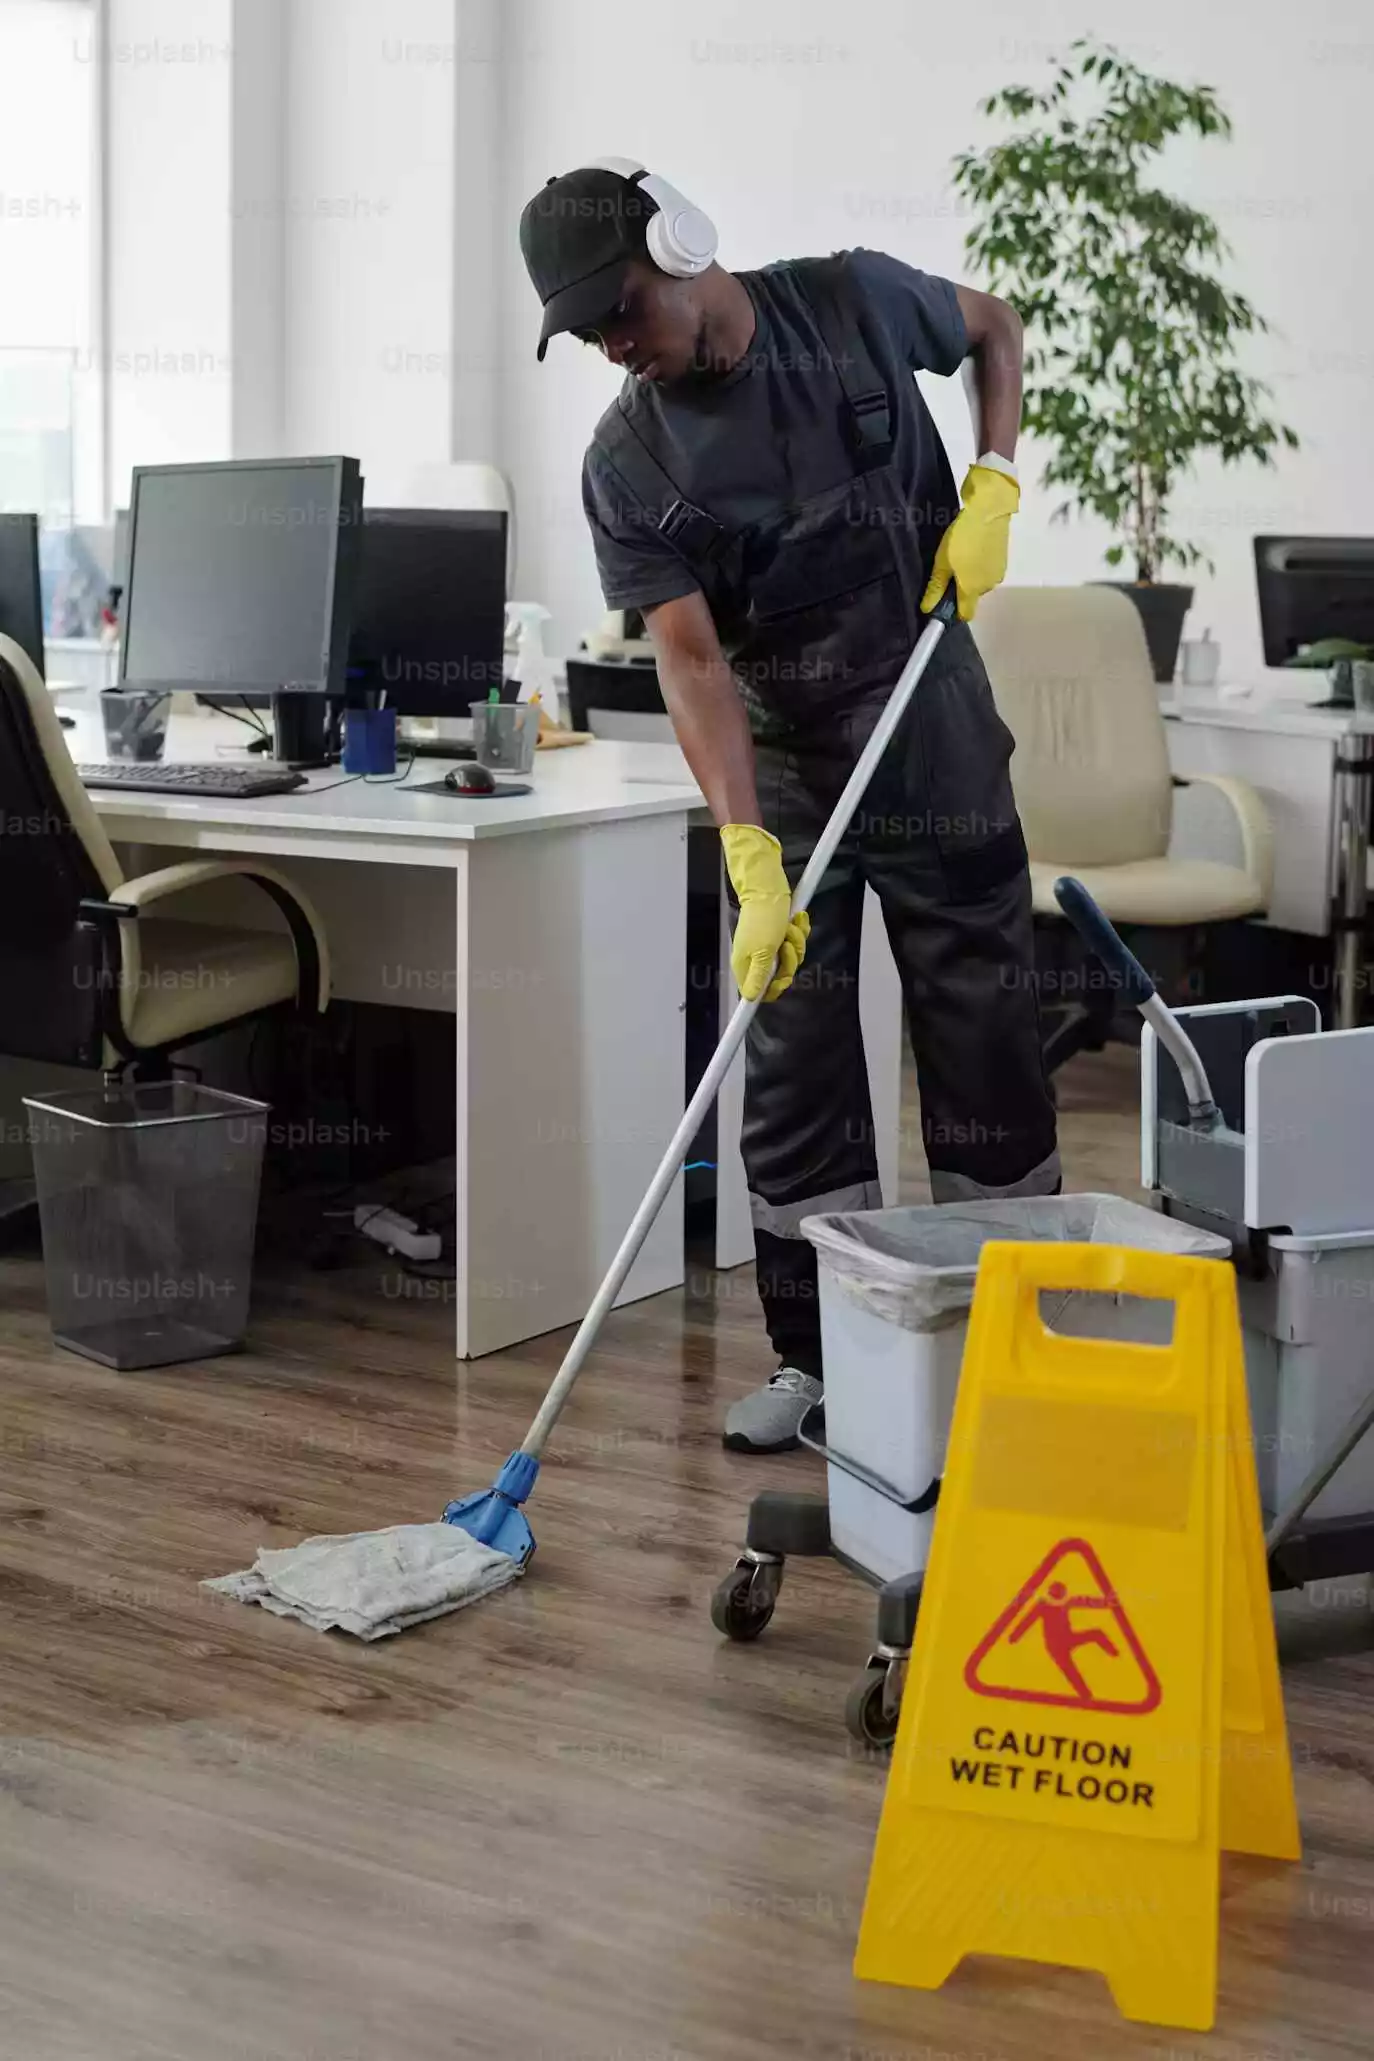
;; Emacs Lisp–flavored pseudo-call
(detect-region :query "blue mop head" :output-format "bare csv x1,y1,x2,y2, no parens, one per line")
442,1449,539,1567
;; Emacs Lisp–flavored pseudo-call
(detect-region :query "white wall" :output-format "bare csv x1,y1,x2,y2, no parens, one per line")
0,0,100,515
106,0,465,491
499,0,1374,674
278,0,458,489
228,0,285,457
450,0,505,464
106,0,234,499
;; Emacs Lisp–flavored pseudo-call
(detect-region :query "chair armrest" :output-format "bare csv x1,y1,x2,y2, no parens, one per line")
1168,773,1274,906
115,857,331,1012
111,857,289,909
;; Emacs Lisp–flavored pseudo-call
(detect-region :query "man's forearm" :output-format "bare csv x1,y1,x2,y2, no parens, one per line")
954,286,1025,467
657,648,761,828
971,304,1023,464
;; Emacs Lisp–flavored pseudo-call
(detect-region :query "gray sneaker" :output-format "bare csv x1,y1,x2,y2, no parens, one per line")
722,1367,823,1453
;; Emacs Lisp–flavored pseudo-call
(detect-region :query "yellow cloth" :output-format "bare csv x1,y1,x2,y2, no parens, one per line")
921,463,1020,622
720,824,810,1003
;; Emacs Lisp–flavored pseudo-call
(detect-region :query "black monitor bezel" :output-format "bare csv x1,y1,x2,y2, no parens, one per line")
0,512,44,681
348,506,508,718
119,455,361,696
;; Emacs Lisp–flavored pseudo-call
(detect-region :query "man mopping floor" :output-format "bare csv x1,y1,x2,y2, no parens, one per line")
520,157,1060,1453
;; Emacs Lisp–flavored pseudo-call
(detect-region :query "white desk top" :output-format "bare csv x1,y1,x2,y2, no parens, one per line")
1160,687,1372,737
70,709,705,852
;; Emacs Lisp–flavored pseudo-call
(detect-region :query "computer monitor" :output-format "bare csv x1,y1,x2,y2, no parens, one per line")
113,506,129,588
347,509,508,717
1254,536,1374,669
120,457,362,699
0,513,44,678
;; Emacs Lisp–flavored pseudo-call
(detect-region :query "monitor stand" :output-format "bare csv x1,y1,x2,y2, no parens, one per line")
272,690,337,769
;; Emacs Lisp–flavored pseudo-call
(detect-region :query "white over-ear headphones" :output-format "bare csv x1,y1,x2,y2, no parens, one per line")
583,156,718,278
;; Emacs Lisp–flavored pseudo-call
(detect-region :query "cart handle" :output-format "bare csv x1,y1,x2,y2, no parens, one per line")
796,1403,942,1516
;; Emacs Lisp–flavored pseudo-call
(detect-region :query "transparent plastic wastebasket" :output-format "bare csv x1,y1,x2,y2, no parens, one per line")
23,1080,269,1370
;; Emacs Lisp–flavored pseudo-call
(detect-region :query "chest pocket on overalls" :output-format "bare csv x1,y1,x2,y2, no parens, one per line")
733,463,921,720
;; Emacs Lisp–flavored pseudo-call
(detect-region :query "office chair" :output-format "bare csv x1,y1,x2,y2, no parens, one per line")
0,633,330,1080
973,588,1273,1073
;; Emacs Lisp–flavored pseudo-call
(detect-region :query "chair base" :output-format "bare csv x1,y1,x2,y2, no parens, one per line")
1036,916,1230,1077
1041,994,1117,1074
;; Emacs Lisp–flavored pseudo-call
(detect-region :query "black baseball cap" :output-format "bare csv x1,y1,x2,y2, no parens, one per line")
519,167,655,360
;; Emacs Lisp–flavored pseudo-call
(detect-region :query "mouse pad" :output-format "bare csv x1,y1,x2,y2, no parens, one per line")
412,778,533,799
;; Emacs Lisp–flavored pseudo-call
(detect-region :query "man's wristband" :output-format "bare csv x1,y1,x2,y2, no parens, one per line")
973,450,1019,484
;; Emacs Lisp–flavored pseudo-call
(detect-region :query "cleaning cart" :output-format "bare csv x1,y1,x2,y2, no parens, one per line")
1142,997,1374,1583
711,877,1374,1745
1069,873,1374,1589
709,1193,1228,1747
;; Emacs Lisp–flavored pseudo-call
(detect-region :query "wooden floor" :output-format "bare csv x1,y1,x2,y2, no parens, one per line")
2,1048,1373,2059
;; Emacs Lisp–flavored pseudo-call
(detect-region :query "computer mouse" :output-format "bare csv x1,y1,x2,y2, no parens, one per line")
444,762,496,796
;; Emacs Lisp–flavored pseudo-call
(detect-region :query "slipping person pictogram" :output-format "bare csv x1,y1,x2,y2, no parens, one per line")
965,1538,1162,1715
1007,1579,1119,1703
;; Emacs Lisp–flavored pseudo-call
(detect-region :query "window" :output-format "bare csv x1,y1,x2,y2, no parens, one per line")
0,0,102,526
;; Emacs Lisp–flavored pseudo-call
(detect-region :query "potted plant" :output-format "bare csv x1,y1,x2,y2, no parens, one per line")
952,39,1299,683
1283,637,1374,707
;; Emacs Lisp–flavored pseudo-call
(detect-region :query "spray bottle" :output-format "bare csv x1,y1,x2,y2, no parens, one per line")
506,603,558,725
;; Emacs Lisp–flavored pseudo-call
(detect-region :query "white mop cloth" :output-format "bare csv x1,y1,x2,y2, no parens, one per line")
204,1522,521,1639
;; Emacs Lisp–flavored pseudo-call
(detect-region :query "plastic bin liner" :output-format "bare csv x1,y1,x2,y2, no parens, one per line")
801,1193,1230,1334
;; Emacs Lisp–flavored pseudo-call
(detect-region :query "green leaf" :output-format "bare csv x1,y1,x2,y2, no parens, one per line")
1284,638,1374,667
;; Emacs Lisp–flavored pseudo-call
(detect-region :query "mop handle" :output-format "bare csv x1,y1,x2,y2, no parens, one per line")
1052,875,1221,1127
519,593,960,1460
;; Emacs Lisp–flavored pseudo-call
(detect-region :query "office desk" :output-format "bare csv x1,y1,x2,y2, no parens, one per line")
63,711,902,1356
1162,689,1374,1026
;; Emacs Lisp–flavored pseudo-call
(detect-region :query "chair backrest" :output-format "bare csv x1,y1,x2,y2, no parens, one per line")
972,586,1173,868
0,633,123,1064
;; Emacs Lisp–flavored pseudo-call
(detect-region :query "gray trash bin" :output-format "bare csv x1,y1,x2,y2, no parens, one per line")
801,1194,1232,1585
24,1080,269,1370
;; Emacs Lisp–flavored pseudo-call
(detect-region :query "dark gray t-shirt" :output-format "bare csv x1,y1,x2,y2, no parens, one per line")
581,248,967,619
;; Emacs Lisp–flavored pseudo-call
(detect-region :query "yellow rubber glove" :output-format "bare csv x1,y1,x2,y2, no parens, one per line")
921,463,1020,622
720,823,810,1004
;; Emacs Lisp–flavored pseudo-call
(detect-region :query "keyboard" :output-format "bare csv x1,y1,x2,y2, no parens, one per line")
78,762,307,798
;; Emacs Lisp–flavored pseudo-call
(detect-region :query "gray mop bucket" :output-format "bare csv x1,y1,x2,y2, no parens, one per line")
802,1194,1232,1585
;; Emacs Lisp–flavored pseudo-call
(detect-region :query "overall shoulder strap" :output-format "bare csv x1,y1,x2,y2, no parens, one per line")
790,253,894,469
597,397,728,571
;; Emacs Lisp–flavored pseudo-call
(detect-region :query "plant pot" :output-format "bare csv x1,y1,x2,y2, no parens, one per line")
1096,582,1194,685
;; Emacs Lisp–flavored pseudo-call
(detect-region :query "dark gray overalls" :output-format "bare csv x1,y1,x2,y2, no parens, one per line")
602,256,1060,1375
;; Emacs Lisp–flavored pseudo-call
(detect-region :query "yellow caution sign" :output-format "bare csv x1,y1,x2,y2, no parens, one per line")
854,1243,1299,2033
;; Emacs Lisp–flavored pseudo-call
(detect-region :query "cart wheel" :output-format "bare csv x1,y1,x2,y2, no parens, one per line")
710,1559,782,1641
845,1663,901,1749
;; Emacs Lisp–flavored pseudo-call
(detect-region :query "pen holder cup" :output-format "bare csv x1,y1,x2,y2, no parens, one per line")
101,691,170,762
342,706,397,776
470,700,539,774
1179,639,1221,691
